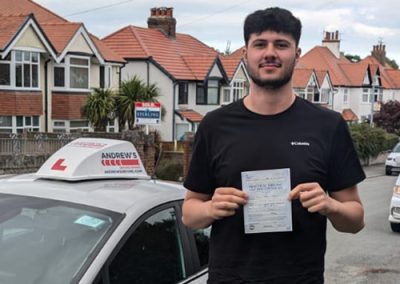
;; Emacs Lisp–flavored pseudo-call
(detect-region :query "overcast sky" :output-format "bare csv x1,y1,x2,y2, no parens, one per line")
36,0,400,64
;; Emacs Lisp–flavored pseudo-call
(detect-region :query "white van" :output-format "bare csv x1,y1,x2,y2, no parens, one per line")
385,142,400,175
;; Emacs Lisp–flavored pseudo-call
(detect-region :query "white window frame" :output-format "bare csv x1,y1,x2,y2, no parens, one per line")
0,115,39,133
343,88,349,104
0,50,40,91
362,88,370,103
53,55,90,92
52,120,91,133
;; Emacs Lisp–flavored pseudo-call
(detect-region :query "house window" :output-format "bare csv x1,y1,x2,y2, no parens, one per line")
0,116,12,133
0,53,11,86
197,80,220,105
207,80,219,105
374,88,383,102
15,51,39,88
100,65,112,89
52,120,90,133
54,67,65,87
318,89,329,103
362,88,369,103
223,88,231,103
0,116,39,133
294,88,305,99
232,80,244,102
196,83,205,104
53,56,90,90
343,89,348,104
178,82,188,105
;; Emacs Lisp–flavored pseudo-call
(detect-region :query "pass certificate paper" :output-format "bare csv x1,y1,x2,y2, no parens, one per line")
242,168,292,234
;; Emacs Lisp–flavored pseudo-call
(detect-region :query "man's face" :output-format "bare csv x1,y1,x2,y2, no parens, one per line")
243,30,300,89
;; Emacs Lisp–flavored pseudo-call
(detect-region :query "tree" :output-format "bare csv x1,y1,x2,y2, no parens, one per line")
374,100,400,135
387,58,399,70
345,54,361,63
116,76,161,130
83,88,115,131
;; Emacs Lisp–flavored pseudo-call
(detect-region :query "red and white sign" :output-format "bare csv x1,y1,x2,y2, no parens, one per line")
135,102,161,125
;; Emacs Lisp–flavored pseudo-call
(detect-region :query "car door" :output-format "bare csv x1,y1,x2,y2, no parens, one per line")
94,200,209,284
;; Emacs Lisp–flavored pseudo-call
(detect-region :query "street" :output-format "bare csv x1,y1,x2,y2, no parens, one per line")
325,165,400,283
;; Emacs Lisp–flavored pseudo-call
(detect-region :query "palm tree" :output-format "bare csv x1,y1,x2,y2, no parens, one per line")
83,88,115,132
116,76,161,130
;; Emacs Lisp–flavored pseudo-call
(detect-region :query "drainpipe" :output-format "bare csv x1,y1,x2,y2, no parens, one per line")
172,82,178,141
146,60,150,86
44,59,51,132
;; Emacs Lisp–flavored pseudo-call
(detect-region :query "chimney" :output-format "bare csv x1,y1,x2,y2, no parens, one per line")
371,42,386,65
147,7,176,39
322,30,341,59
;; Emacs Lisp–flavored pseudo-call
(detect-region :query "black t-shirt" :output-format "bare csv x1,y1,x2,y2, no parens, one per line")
184,97,365,283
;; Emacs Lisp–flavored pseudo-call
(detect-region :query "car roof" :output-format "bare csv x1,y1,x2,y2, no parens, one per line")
0,175,185,213
0,138,186,213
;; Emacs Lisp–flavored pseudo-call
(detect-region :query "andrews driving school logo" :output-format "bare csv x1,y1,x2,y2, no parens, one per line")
101,152,140,168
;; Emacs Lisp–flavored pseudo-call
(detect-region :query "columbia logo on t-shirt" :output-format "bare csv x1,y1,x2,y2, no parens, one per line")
291,141,310,146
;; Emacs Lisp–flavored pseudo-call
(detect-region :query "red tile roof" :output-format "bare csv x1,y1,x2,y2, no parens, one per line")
176,109,203,122
0,15,28,50
360,55,398,89
40,22,81,54
292,68,313,88
315,70,329,86
0,0,67,24
219,47,245,79
342,108,358,121
102,25,219,80
0,0,124,63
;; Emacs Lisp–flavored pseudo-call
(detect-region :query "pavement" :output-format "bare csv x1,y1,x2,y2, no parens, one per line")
363,163,386,178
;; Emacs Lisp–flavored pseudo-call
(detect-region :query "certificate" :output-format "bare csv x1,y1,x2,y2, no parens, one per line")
242,168,292,234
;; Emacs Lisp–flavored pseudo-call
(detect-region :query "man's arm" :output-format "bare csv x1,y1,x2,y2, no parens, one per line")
288,183,364,233
182,188,247,229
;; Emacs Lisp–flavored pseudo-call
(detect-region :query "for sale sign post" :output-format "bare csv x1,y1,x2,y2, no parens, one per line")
134,102,161,125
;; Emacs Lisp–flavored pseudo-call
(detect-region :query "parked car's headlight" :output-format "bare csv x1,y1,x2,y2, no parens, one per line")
394,186,400,195
387,157,394,161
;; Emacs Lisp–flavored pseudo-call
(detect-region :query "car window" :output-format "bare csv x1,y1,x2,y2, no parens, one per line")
193,227,211,268
0,193,121,284
108,206,186,283
393,143,400,153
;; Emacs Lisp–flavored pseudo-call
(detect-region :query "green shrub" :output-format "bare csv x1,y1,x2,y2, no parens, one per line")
155,160,183,181
350,124,398,162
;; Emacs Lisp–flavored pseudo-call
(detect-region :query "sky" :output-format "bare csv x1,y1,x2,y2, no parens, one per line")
35,0,400,65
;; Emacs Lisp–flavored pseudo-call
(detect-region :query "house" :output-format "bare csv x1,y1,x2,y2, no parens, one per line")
298,31,400,123
102,7,230,141
219,48,250,105
0,0,125,134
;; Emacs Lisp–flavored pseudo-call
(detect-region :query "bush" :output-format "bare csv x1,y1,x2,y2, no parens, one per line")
350,124,399,162
155,160,183,181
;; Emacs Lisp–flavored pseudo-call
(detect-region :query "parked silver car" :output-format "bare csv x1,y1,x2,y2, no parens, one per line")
389,174,400,232
385,142,400,175
0,138,209,284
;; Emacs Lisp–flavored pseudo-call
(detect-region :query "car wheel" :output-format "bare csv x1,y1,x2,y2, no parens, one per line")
385,167,392,175
390,222,400,233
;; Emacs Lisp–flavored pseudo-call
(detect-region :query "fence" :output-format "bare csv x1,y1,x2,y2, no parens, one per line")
0,131,157,175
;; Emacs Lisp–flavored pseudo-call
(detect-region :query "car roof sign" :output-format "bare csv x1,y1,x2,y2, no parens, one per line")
36,138,149,181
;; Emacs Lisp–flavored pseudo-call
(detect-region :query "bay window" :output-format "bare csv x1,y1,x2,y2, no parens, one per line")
53,56,90,90
0,51,39,89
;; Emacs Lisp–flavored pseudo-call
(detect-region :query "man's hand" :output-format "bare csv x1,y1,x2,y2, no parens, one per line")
208,187,248,220
288,182,336,216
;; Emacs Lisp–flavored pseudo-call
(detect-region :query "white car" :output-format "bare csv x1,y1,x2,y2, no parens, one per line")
389,174,400,233
0,138,209,284
385,142,400,175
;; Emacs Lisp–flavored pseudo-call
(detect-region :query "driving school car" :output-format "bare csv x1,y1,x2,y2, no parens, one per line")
389,174,400,233
0,138,209,284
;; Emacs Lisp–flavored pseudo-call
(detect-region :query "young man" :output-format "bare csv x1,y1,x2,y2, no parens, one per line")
182,7,365,283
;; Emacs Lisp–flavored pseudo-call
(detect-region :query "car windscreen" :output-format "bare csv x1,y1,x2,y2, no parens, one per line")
393,144,400,153
0,193,123,284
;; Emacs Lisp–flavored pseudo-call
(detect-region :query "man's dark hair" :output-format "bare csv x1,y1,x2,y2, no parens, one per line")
244,7,302,46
